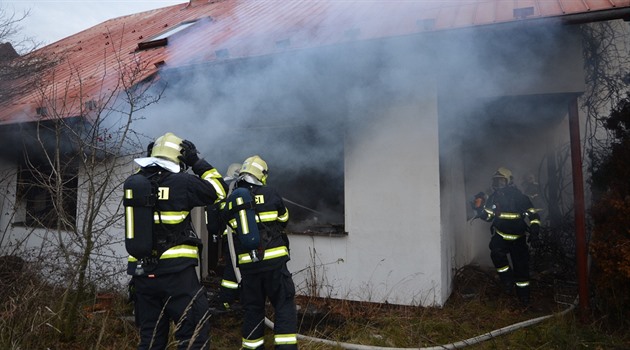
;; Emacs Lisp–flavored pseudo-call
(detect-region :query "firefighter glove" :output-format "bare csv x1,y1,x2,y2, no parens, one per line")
179,140,200,167
470,192,486,212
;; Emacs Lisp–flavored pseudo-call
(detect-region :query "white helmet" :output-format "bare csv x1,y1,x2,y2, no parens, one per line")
224,163,242,182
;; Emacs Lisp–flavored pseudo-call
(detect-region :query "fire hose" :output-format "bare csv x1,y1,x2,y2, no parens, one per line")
224,216,576,349
282,197,325,215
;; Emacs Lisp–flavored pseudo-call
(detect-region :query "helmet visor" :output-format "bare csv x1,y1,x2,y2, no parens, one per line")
492,177,508,189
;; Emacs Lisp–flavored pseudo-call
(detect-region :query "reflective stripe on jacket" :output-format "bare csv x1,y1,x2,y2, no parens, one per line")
126,160,228,276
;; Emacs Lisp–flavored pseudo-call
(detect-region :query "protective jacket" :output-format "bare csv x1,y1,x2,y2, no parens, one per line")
224,180,290,274
477,186,540,239
126,159,227,276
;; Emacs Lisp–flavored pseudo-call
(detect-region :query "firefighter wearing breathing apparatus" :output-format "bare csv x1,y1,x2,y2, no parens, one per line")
472,167,541,307
206,162,242,313
222,155,297,349
123,132,228,350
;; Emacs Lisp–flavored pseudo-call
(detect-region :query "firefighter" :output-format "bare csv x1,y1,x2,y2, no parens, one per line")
472,167,541,307
207,163,242,313
223,155,297,349
125,132,228,350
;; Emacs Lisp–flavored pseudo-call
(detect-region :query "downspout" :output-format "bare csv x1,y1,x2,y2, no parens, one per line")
568,97,589,316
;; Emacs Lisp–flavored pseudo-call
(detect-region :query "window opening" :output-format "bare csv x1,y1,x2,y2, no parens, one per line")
15,164,78,230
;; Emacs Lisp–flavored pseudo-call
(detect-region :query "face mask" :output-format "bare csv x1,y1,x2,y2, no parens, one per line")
492,177,507,190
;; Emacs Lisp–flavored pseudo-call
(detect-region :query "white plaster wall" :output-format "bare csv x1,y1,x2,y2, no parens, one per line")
0,163,54,257
290,83,443,306
438,139,469,277
0,163,18,250
0,156,135,289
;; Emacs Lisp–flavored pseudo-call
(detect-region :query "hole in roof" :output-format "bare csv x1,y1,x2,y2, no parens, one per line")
344,28,360,40
417,18,435,31
215,49,229,59
36,107,48,116
513,7,535,19
137,20,199,50
275,39,291,49
84,100,97,111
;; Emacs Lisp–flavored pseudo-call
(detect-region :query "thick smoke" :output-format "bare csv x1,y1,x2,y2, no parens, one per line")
131,8,579,229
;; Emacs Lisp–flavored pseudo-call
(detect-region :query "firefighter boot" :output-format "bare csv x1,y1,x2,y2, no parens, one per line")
516,286,531,308
502,281,514,296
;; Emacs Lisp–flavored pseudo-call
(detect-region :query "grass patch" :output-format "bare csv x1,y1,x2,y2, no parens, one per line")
2,264,629,349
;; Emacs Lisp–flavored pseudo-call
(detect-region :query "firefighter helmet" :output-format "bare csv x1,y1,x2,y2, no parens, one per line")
492,167,512,189
151,132,183,164
224,163,242,182
133,133,184,173
239,155,268,185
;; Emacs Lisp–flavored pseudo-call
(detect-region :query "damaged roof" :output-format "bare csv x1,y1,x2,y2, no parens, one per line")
2,0,630,124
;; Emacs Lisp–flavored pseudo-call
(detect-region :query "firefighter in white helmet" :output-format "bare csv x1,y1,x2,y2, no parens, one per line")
223,155,297,349
472,167,541,307
124,132,228,350
206,163,243,314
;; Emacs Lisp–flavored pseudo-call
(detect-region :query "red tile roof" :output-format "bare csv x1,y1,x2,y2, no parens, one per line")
2,0,630,124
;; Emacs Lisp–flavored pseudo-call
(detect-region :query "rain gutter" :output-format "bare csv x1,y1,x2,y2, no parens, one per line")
560,7,630,25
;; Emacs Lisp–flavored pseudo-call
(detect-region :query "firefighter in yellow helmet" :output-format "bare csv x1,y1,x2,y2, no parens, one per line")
124,132,228,350
223,155,298,349
472,167,541,307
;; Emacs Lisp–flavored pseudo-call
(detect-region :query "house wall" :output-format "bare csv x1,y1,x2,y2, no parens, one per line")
289,79,443,306
0,164,52,259
438,25,586,270
0,163,18,248
288,24,588,307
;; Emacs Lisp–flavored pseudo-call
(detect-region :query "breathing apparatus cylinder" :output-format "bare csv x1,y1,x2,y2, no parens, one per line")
123,173,157,275
225,187,260,253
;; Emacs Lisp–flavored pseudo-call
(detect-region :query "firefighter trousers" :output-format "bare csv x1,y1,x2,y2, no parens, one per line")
133,266,211,350
218,240,240,306
240,263,298,349
489,233,530,302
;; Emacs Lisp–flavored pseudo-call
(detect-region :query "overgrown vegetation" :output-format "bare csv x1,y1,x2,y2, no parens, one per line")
2,261,629,349
0,5,163,345
589,92,630,327
581,21,630,331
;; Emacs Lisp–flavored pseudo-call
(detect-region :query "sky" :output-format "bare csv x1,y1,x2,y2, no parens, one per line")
3,0,183,47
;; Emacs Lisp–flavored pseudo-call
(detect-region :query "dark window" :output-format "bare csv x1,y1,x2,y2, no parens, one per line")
15,165,78,230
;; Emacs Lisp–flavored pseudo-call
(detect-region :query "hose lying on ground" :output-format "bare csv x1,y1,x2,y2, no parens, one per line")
263,299,576,350
228,228,576,349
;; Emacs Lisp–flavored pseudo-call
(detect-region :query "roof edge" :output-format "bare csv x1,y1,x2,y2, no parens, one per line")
561,7,630,24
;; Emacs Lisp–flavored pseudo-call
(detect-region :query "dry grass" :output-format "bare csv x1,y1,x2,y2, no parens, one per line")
208,265,630,349
2,264,629,349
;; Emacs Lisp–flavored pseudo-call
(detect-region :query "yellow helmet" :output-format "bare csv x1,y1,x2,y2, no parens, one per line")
492,167,512,189
240,155,268,185
151,132,183,166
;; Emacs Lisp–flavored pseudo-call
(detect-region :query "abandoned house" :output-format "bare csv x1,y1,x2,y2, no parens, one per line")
1,0,629,307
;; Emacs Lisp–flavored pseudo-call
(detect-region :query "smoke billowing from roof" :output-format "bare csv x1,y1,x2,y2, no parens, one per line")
132,17,579,227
